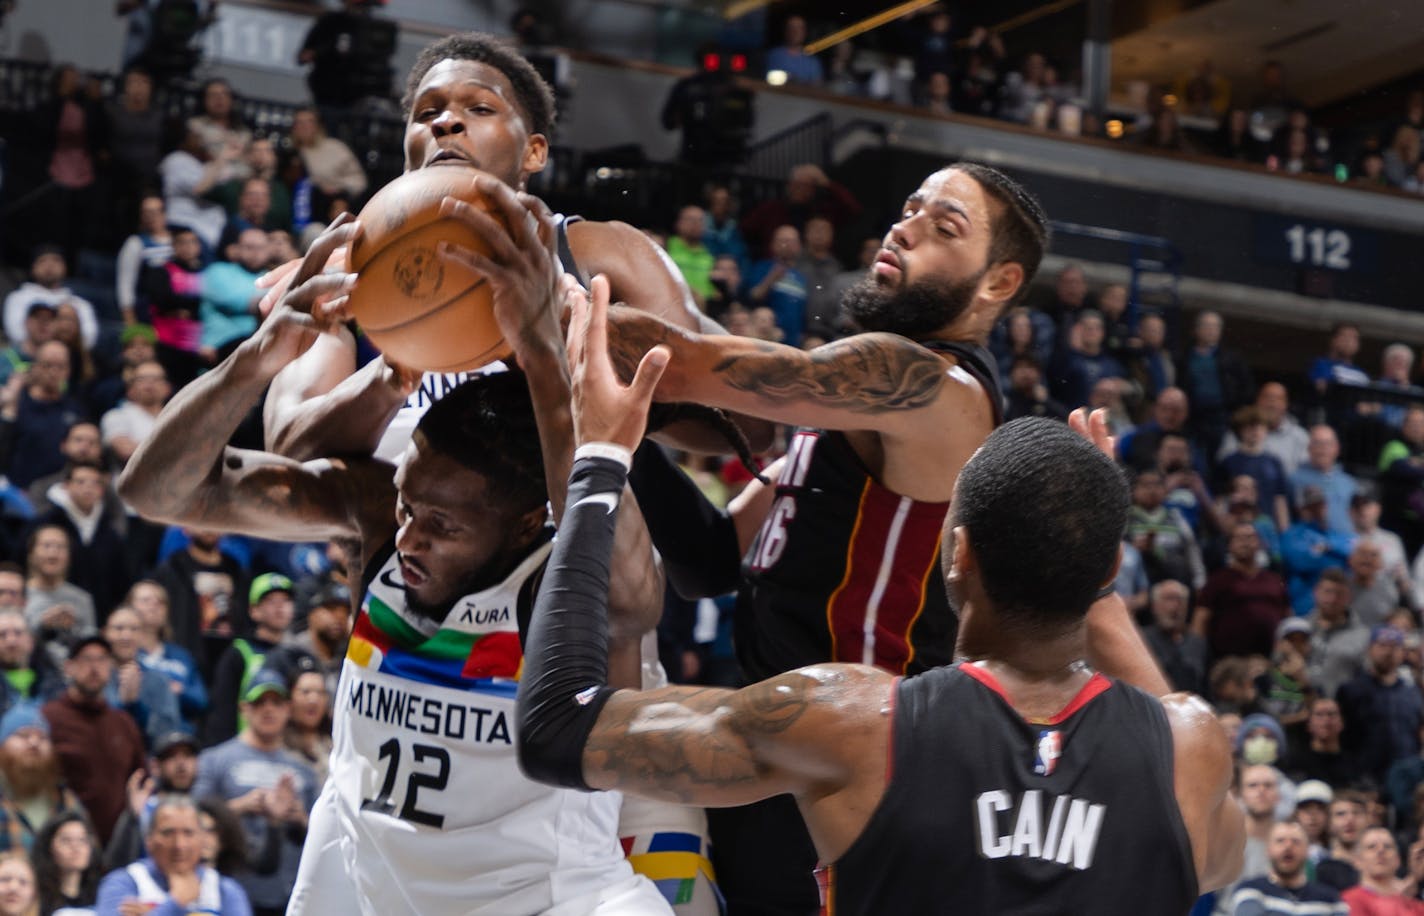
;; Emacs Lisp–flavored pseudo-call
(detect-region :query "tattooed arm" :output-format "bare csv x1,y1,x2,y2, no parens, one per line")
604,305,961,434
120,220,395,546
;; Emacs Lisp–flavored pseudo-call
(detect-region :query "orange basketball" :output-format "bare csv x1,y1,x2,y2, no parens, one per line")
346,167,512,374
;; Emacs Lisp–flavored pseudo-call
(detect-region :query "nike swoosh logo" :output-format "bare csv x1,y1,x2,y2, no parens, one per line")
572,492,620,514
378,569,404,589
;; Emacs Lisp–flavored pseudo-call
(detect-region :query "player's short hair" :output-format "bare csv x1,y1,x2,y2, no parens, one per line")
403,32,556,137
413,372,547,514
950,162,1049,302
951,417,1127,633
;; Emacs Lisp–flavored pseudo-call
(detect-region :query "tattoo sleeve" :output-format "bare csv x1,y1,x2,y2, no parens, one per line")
711,335,947,413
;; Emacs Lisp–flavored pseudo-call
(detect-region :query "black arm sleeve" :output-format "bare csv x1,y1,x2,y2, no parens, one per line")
516,455,628,791
627,442,744,599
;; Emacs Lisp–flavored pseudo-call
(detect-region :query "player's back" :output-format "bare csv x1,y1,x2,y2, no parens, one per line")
820,664,1197,915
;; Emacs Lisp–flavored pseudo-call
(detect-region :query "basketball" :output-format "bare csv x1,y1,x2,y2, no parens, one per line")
346,167,512,374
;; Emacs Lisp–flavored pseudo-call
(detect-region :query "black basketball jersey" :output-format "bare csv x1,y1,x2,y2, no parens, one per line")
820,664,1197,916
736,341,1002,681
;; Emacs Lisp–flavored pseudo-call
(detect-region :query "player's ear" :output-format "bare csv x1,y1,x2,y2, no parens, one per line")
522,134,549,176
979,261,1025,307
512,502,548,546
945,525,974,582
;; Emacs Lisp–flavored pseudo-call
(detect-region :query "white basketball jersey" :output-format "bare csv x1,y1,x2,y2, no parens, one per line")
374,364,508,462
296,540,635,915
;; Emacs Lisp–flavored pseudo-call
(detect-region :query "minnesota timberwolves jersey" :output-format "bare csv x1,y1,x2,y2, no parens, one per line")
737,341,1003,681
288,535,638,916
820,664,1196,915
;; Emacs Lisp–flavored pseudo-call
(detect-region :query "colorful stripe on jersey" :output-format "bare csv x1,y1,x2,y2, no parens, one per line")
824,478,948,673
622,831,722,911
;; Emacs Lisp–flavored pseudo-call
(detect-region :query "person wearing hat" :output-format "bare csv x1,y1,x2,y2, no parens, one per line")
1281,484,1356,615
102,730,202,872
0,702,86,855
0,247,98,353
41,635,146,846
0,301,56,388
1338,625,1424,787
203,574,297,748
99,358,171,466
1294,779,1334,862
1254,618,1312,732
283,582,348,698
193,669,316,916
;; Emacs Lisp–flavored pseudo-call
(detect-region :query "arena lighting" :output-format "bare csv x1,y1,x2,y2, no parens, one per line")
802,0,939,56
1106,119,1124,139
766,69,789,86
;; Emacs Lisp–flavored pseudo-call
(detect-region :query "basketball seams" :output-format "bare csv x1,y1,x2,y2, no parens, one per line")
360,277,490,334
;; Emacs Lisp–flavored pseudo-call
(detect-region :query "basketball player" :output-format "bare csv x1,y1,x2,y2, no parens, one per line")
515,283,1245,913
118,221,672,915
614,163,1170,911
260,31,764,463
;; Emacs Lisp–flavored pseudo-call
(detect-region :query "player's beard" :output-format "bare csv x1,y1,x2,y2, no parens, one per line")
843,268,983,338
404,568,488,625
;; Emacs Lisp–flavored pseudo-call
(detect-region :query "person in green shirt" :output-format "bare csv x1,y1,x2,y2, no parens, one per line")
204,137,293,231
665,205,715,305
0,602,62,716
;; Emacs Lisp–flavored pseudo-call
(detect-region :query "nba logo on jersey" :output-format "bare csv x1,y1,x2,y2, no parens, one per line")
1033,730,1061,776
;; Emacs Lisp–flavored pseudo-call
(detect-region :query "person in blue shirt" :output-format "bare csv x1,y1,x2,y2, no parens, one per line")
743,224,809,347
764,15,822,85
1050,310,1126,409
1281,487,1355,615
1308,322,1370,394
1290,425,1358,537
95,794,250,915
1219,406,1292,533
199,228,268,362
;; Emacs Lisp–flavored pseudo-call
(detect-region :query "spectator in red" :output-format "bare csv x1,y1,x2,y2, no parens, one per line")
1339,827,1424,914
1197,521,1290,659
43,635,146,845
739,163,861,257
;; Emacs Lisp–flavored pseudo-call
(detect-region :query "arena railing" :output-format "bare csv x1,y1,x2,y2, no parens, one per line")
1321,381,1424,475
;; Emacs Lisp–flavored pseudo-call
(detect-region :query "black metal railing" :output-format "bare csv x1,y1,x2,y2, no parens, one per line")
1321,380,1424,475
1047,219,1184,325
742,112,832,179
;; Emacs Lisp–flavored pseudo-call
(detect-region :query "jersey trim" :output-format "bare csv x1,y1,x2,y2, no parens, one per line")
960,664,1114,726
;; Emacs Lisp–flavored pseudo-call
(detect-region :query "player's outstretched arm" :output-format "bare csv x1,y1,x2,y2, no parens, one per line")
517,273,886,819
121,219,394,544
1164,692,1245,893
603,305,970,437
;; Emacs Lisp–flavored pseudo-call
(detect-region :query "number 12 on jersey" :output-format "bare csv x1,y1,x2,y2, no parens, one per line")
361,737,451,827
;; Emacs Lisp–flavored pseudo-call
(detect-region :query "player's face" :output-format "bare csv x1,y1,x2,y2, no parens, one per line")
843,169,997,338
404,59,549,189
393,439,540,622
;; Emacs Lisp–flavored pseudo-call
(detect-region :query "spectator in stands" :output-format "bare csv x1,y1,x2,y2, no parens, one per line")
1114,538,1150,621
1039,262,1089,328
1351,490,1410,584
23,523,96,668
0,602,61,715
35,460,129,614
0,853,35,916
1,247,99,352
288,107,368,212
127,580,206,726
1138,106,1191,153
1380,406,1424,555
1387,725,1424,839
100,361,169,469
1003,356,1067,422
739,163,861,256
199,228,267,362
283,583,347,699
298,0,391,110
1338,625,1422,786
1210,657,1260,716
1316,793,1366,892
103,729,201,871
0,341,84,491
911,5,954,83
1000,52,1051,126
1218,764,1280,907
0,301,54,393
1123,310,1174,402
1340,827,1424,912
116,0,216,83
1140,579,1208,695
1219,406,1292,533
1293,780,1333,863
160,126,232,251
1211,109,1266,163
1219,381,1311,478
33,810,101,914
1177,58,1230,119
1255,623,1311,729
952,43,1006,118
1157,432,1217,536
207,138,292,232
1049,310,1126,410
1310,322,1369,394
1292,425,1358,537
0,703,86,855
152,529,249,678
50,302,96,404
96,794,251,915
32,63,104,255
1369,342,1420,430
1223,478,1281,568
193,669,316,915
1119,386,1195,471
1306,566,1368,693
1283,697,1353,787
1346,540,1406,631
1383,125,1422,189
283,666,331,786
103,606,180,746
104,65,166,243
1127,469,1206,589
204,574,294,748
702,255,742,322
744,224,809,347
1283,487,1356,615
1094,283,1132,358
26,421,104,515
143,226,207,388
993,307,1049,378
665,206,714,305
797,216,842,330
1231,820,1347,915
1089,378,1135,438
1198,522,1290,659
702,186,749,269
920,71,952,115
765,14,822,85
1177,310,1253,455
1249,61,1302,141
44,634,146,846
216,179,285,260
115,195,174,327
187,79,251,176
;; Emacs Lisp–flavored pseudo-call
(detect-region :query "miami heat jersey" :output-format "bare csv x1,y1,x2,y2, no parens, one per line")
736,341,1002,681
820,664,1196,915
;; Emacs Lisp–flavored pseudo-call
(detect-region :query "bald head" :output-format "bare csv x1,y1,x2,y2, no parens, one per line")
1154,388,1189,431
